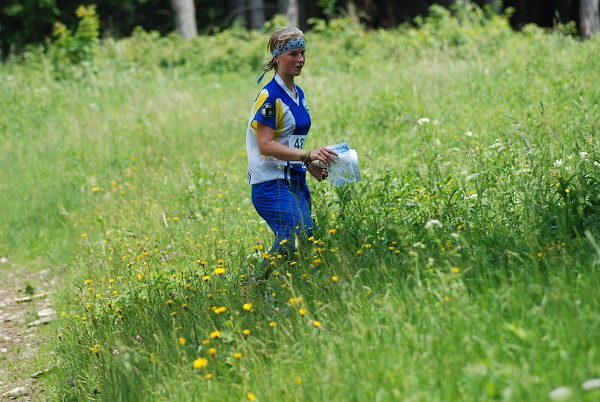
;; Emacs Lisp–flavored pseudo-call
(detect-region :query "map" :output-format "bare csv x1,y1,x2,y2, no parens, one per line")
326,142,361,186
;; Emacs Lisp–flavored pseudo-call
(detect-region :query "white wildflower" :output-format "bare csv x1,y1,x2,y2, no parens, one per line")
467,193,478,200
417,118,430,125
579,151,589,160
553,159,563,167
412,242,426,249
465,131,474,137
425,219,443,230
582,378,600,391
549,386,572,401
489,142,503,149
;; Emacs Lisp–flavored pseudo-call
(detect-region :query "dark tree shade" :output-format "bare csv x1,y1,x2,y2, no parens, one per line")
1,0,598,58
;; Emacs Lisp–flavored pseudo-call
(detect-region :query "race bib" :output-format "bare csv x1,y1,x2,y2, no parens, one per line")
289,134,306,150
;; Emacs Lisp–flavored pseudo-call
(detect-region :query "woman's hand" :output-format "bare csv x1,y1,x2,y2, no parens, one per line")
309,146,338,167
307,160,329,182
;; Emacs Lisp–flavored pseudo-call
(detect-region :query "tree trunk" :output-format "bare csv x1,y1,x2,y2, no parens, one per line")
287,0,299,27
580,0,600,39
170,0,197,39
250,0,265,29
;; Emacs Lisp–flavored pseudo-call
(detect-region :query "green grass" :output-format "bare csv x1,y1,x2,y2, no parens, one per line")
1,9,600,401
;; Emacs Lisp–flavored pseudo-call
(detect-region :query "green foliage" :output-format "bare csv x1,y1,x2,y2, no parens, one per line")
50,5,100,77
409,3,514,54
540,133,600,237
2,9,600,401
262,14,292,33
317,0,338,16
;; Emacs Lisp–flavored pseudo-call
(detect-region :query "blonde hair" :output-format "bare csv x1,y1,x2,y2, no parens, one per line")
261,27,305,72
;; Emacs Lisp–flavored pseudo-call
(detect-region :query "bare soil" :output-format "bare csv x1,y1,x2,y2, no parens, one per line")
0,260,57,401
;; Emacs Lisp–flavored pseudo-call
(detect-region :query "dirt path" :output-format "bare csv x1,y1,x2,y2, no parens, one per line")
0,258,57,401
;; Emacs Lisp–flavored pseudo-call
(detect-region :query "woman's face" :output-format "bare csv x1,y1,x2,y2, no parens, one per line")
275,46,306,79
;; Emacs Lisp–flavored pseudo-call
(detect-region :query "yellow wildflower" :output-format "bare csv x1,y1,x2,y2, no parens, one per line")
193,357,208,369
212,306,227,315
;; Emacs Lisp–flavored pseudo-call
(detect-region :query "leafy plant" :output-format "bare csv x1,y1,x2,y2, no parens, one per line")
50,4,99,76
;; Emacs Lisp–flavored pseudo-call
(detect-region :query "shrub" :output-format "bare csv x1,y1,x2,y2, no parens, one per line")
50,4,99,77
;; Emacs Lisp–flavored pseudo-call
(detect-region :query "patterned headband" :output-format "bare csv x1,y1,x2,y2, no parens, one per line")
271,37,306,57
257,37,306,84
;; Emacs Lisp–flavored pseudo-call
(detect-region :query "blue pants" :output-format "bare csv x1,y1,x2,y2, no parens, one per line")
252,178,313,257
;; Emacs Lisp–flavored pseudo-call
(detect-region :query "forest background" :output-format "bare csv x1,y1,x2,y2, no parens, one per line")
2,0,600,58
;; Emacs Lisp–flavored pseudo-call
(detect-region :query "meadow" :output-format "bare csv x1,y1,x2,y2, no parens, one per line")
1,6,599,401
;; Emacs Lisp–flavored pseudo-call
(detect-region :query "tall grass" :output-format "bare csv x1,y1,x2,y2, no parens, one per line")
1,6,599,401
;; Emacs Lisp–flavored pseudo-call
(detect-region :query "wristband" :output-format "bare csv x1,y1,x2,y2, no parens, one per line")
300,149,311,164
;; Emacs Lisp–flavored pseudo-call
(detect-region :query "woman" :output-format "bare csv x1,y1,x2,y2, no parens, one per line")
246,27,337,278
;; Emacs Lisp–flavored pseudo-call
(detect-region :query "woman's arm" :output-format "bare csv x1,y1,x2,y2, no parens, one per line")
256,122,338,166
257,122,303,161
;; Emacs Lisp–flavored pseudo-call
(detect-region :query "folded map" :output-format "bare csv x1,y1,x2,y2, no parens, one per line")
326,142,361,186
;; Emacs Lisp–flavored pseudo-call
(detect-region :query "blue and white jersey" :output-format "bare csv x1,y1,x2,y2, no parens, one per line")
246,73,311,184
